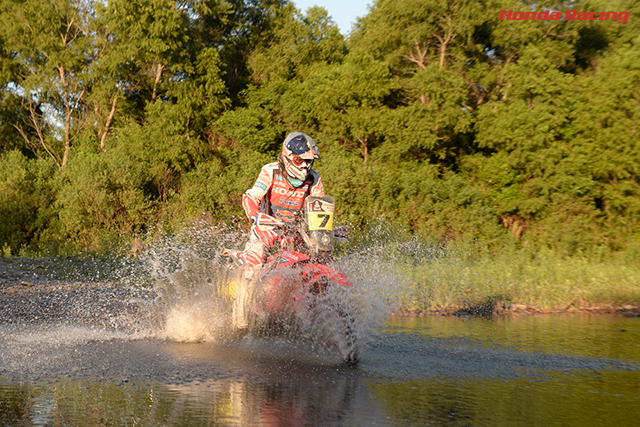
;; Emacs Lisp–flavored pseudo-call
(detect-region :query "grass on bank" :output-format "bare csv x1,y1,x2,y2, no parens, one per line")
400,244,640,314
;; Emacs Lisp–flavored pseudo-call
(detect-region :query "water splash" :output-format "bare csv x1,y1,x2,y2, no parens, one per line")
139,224,246,342
0,219,410,366
140,222,407,359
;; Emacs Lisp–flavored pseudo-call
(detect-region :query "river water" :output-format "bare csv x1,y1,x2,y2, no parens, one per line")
1,312,639,426
1,241,639,426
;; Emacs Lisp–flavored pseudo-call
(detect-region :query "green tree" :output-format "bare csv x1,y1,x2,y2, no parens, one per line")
351,0,486,71
474,44,575,240
0,151,57,252
0,0,92,167
571,38,640,247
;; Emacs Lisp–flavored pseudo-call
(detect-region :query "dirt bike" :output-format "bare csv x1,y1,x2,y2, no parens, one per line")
224,195,358,364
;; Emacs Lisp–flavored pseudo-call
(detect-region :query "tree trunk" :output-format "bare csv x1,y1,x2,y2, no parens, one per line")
360,138,368,164
99,93,118,152
152,63,164,101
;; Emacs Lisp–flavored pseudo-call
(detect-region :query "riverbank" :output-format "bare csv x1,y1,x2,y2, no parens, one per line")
392,303,640,318
391,244,640,317
0,254,148,289
2,249,640,319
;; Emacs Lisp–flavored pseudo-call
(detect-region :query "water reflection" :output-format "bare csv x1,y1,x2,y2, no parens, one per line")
0,371,368,426
386,314,640,362
3,369,639,426
1,315,639,426
369,371,640,426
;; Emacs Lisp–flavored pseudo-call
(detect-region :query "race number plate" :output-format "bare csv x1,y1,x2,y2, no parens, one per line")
306,198,335,230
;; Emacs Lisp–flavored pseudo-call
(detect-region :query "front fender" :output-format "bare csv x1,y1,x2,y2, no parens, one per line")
302,263,353,287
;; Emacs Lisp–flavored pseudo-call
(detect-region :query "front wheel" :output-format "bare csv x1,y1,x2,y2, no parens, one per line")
308,284,358,364
337,307,358,365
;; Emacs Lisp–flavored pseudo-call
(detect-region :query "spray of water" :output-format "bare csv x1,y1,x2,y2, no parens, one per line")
0,220,419,378
138,221,408,359
139,223,246,342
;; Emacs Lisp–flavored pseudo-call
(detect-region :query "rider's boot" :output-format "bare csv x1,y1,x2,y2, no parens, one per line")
231,266,258,329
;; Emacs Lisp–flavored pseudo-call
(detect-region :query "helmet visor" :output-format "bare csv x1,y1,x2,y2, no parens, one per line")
292,155,313,168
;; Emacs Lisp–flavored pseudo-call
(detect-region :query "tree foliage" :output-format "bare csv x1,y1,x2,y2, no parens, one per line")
0,0,638,256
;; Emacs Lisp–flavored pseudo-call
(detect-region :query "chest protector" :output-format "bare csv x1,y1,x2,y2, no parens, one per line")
262,167,315,223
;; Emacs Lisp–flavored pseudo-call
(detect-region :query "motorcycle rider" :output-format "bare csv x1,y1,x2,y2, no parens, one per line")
240,131,324,275
231,132,323,328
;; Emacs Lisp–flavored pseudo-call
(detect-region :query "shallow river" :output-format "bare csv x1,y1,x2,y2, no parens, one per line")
1,312,639,426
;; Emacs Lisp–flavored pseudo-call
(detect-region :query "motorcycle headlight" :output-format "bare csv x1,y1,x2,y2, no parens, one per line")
309,230,334,253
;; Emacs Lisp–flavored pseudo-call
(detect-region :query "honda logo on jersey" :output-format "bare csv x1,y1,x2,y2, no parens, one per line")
272,187,306,197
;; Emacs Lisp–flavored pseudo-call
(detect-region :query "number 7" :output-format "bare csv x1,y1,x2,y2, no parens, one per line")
318,214,330,228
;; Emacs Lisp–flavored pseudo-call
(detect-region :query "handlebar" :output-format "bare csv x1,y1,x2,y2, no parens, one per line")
254,212,348,242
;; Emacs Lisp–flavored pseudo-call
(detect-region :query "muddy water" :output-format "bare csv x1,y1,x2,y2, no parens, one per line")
1,313,639,426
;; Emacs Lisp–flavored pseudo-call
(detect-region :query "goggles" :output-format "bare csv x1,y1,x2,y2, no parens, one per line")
292,155,313,168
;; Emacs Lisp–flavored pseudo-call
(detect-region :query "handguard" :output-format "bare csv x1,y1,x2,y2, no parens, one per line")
333,225,349,243
255,213,283,230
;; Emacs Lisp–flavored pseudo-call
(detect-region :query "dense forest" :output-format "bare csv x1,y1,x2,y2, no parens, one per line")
0,0,638,257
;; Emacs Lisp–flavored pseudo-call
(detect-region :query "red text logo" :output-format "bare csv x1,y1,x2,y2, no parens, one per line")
499,10,629,24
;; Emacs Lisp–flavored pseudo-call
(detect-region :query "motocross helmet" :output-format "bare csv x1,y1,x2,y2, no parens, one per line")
280,132,320,184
